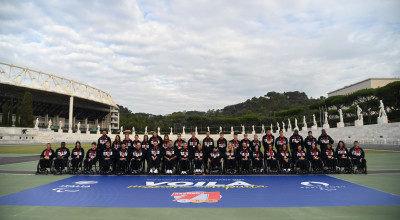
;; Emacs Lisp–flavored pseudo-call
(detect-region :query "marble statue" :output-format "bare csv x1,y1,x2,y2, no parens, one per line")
355,105,364,126
287,119,292,132
182,126,185,135
323,111,330,129
301,116,307,131
170,127,173,136
207,126,210,132
47,120,52,130
378,100,388,124
195,126,198,135
145,126,148,135
231,126,234,135
337,109,345,128
241,125,245,134
276,122,280,132
311,114,318,130
157,127,160,134
219,126,222,134
35,118,39,129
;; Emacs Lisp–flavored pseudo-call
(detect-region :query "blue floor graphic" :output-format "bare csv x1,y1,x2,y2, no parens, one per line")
1,175,400,208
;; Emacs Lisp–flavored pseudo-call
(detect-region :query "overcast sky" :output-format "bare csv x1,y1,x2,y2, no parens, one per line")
1,0,399,115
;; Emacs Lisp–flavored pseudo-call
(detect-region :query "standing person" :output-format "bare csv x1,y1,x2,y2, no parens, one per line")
112,135,122,171
304,131,317,152
250,135,261,152
116,143,129,175
150,131,163,148
178,142,191,174
202,131,214,154
132,134,141,148
293,145,308,173
307,143,323,172
224,142,237,174
335,141,351,173
54,142,70,174
193,143,205,174
84,142,99,173
141,135,150,151
252,145,263,172
322,143,336,172
289,129,304,152
318,129,334,153
349,141,367,173
147,141,162,174
163,140,177,174
238,142,252,174
187,132,200,150
275,130,289,152
262,129,275,152
162,135,170,149
70,141,84,174
130,143,144,174
100,141,114,174
278,144,291,173
265,144,278,172
97,130,111,151
174,134,185,150
39,143,55,173
123,133,133,151
216,132,227,153
240,134,251,152
230,133,240,151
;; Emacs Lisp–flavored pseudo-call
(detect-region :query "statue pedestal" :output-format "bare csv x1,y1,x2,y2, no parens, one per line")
286,129,292,133
311,125,317,131
354,120,363,127
294,126,299,131
120,132,123,136
68,129,72,134
77,130,81,134
378,116,388,124
251,131,256,135
337,122,345,128
96,130,100,135
323,123,330,129
301,126,307,131
170,132,173,136
58,129,62,133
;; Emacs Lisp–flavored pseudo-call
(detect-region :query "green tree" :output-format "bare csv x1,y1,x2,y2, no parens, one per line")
20,91,34,127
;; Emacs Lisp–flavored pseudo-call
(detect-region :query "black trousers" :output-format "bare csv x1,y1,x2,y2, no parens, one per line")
324,158,337,170
84,158,97,170
101,159,112,172
252,159,263,169
164,158,175,170
338,158,351,169
130,158,142,170
179,159,190,171
39,159,51,169
280,159,291,169
148,157,161,169
241,159,250,170
266,158,278,170
310,158,323,170
296,159,308,171
117,159,129,172
194,158,203,169
71,158,83,171
352,158,366,169
210,158,221,168
225,159,236,170
54,158,68,171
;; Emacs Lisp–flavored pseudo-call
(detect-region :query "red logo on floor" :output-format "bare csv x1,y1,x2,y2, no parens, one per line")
172,192,221,203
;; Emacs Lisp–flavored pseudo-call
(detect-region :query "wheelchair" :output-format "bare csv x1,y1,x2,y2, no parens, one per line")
36,158,54,175
238,159,252,174
69,159,84,175
128,158,144,175
207,160,224,174
322,158,338,174
161,158,178,175
336,157,353,174
193,159,206,175
115,159,130,175
83,159,100,175
98,159,115,175
293,159,311,174
309,158,324,174
176,159,193,175
53,158,70,174
223,159,238,175
251,159,264,174
264,158,280,174
351,158,367,174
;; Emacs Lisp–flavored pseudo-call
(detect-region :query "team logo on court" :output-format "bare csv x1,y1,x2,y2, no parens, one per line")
171,192,222,203
74,181,98,185
300,181,345,191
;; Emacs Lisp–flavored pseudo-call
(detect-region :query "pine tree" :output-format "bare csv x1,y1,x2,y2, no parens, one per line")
20,92,34,127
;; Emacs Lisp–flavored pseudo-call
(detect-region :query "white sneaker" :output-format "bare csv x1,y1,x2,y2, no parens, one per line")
168,170,171,174
288,168,291,172
149,169,154,174
181,171,184,175
154,169,158,174
283,169,287,172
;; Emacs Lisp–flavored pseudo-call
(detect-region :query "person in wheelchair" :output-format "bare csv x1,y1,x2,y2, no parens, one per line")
307,143,323,173
193,143,205,174
130,142,144,174
163,140,177,174
84,142,99,173
293,144,308,173
265,144,278,172
116,143,129,175
70,141,84,174
54,142,70,174
178,142,191,174
251,145,263,173
335,141,352,173
224,142,237,174
322,143,337,172
278,144,291,173
238,142,252,174
100,140,114,174
39,143,55,173
349,141,366,173
208,146,223,171
147,141,162,174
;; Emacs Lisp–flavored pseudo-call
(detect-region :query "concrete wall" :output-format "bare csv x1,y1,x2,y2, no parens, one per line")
1,122,399,147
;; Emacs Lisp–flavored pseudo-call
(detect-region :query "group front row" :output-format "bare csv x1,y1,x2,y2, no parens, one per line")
37,140,367,175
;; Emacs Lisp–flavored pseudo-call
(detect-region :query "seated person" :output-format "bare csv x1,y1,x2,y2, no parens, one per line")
193,143,205,174
238,142,252,173
335,141,351,173
322,143,337,172
208,146,223,170
264,144,278,171
70,141,84,174
251,145,263,171
147,141,162,174
307,143,323,172
278,144,291,172
130,142,144,173
178,142,191,174
54,142,70,174
100,140,114,173
224,143,236,172
39,143,55,172
293,144,308,173
84,142,99,173
349,141,366,173
163,140,177,174
116,143,129,174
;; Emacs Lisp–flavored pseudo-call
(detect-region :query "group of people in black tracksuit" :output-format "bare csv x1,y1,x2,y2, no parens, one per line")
37,128,367,175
